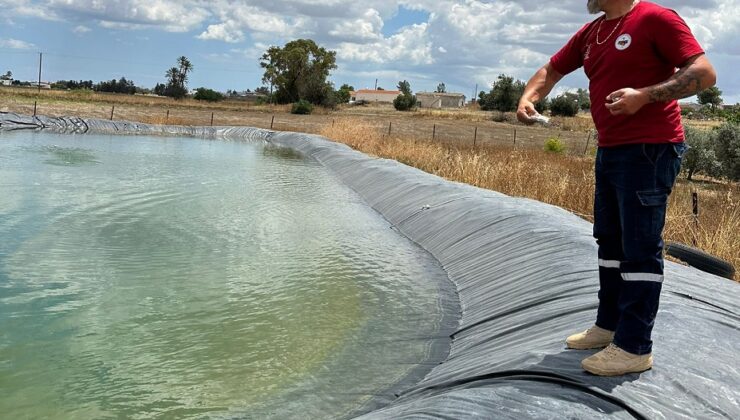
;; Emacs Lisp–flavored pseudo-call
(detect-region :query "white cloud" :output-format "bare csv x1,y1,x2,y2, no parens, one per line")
72,25,91,34
197,22,245,43
0,0,737,100
45,0,210,32
0,38,36,49
337,23,433,65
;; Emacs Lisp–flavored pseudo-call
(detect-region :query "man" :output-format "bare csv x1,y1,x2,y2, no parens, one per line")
517,0,716,376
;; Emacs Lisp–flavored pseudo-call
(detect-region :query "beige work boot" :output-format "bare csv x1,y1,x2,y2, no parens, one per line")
566,325,614,350
581,343,653,376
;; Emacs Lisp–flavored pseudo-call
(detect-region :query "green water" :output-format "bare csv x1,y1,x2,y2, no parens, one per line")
0,132,448,419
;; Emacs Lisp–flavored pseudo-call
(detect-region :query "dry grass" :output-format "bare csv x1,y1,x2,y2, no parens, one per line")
320,119,739,281
0,85,291,113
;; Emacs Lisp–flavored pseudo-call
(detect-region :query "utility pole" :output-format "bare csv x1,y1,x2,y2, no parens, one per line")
374,79,378,90
472,83,478,104
37,52,43,93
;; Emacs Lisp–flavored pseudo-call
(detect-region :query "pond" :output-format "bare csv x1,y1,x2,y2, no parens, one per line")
0,131,450,419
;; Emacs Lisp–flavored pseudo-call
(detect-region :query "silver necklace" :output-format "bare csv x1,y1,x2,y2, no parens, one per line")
596,15,625,45
595,1,637,45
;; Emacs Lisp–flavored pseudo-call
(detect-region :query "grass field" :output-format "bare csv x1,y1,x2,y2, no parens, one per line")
2,86,736,280
320,119,739,282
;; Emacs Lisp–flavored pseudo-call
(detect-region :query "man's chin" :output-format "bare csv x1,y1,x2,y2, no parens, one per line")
587,0,602,14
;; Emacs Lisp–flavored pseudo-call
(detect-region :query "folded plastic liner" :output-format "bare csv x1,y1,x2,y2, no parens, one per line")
2,112,738,419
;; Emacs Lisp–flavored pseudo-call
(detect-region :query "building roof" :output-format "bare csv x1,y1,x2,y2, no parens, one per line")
352,89,401,95
416,92,466,97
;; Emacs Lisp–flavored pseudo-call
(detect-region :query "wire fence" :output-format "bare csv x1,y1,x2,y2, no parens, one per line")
1,48,597,154
3,97,597,155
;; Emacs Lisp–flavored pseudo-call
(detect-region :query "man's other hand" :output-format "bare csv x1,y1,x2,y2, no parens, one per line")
605,88,650,116
517,100,538,124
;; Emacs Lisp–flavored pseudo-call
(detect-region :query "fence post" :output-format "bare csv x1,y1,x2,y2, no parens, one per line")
110,105,115,120
332,119,335,127
513,129,517,147
432,124,436,140
473,126,478,147
210,112,214,127
270,115,275,129
583,130,592,155
33,101,37,117
388,121,392,136
165,109,169,124
692,192,699,246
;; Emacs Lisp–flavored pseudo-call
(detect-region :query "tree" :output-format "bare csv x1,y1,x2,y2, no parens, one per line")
394,80,416,111
1,70,11,80
436,82,446,93
397,80,412,96
698,86,723,111
162,56,193,99
478,74,525,112
576,88,591,111
550,92,580,117
154,83,167,96
51,80,94,90
336,83,354,103
193,87,223,102
713,123,740,180
94,77,136,94
255,86,270,95
683,125,721,180
260,39,337,106
535,97,549,114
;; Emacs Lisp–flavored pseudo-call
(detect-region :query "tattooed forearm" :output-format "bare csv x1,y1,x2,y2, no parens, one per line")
642,55,716,103
645,66,701,102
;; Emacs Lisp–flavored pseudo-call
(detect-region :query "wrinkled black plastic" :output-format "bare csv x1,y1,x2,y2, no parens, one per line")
2,112,738,419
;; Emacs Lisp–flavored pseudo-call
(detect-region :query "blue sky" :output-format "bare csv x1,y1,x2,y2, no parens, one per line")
1,1,738,103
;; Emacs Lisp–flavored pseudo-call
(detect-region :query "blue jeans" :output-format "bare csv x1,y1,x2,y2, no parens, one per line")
593,142,687,355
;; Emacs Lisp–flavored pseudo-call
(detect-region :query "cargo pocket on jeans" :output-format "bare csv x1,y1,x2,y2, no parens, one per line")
636,189,669,238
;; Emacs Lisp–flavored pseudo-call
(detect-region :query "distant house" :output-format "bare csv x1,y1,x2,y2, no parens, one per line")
229,91,268,102
416,92,466,109
0,73,13,86
351,89,401,104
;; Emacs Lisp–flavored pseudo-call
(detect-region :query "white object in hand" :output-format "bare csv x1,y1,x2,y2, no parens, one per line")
531,113,550,124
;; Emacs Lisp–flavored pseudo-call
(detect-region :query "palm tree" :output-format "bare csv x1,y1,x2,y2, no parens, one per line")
177,56,193,89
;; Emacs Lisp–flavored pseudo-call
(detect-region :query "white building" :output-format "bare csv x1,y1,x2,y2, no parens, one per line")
350,89,401,104
416,92,467,109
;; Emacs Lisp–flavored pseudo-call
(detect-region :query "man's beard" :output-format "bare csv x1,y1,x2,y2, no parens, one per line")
587,0,602,14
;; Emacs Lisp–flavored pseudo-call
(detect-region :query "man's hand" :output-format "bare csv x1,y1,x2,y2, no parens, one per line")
517,99,538,124
605,88,650,116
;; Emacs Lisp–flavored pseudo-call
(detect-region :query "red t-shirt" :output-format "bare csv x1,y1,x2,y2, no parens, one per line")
550,1,704,147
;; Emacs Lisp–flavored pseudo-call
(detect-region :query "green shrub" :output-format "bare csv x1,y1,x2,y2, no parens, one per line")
550,93,579,117
291,99,314,115
193,88,224,102
534,98,549,114
544,137,565,153
393,94,416,111
683,125,721,180
721,105,740,125
713,122,740,180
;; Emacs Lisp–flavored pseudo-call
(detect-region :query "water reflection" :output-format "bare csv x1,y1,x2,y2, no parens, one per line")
0,131,448,419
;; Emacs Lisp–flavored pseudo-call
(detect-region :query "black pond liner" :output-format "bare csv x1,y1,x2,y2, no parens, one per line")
2,112,738,419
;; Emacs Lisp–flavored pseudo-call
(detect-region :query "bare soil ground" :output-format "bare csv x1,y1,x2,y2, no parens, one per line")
1,86,598,153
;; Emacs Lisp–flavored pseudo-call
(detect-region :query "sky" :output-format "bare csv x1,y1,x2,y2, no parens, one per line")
0,0,738,103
